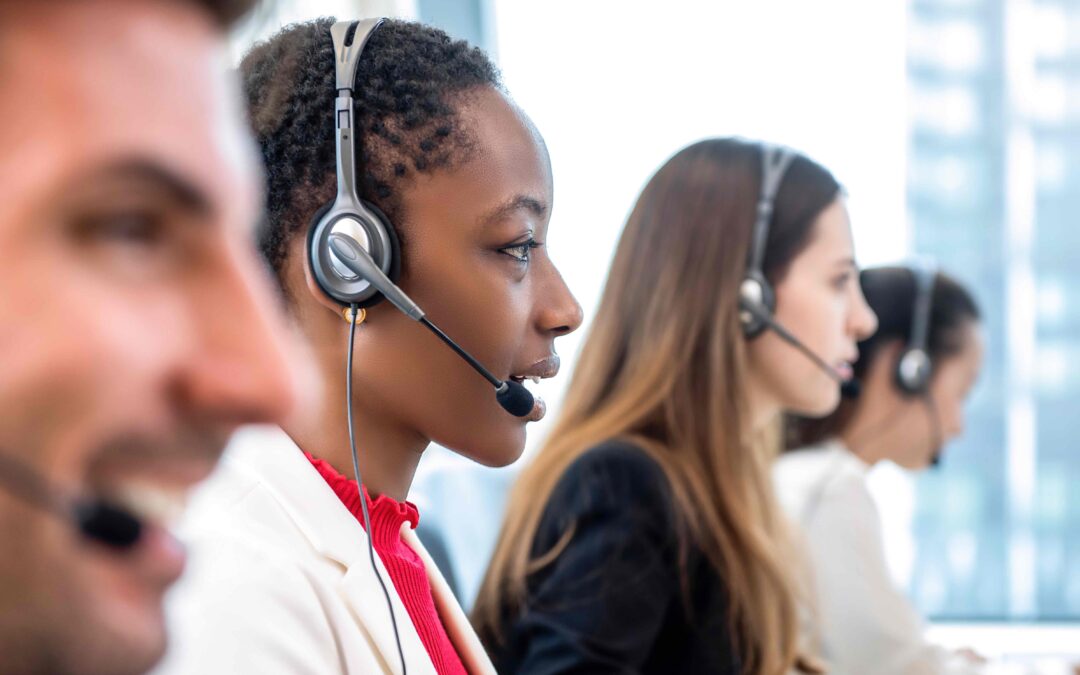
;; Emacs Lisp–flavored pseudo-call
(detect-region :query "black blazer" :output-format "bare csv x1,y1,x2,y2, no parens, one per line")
484,440,742,675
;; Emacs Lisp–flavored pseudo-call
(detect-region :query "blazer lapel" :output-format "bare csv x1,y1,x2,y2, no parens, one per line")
338,547,435,675
402,528,498,675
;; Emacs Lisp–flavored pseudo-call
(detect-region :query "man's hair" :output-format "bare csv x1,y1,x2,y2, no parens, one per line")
193,0,257,27
0,0,255,28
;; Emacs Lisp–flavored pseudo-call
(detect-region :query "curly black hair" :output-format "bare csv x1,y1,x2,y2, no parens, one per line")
240,17,502,282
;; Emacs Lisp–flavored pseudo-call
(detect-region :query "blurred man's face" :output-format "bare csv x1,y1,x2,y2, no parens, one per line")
0,1,297,673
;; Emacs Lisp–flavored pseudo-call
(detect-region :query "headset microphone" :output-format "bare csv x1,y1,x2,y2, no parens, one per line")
739,298,860,399
0,452,143,550
840,375,861,400
923,375,944,468
894,260,942,466
327,233,534,417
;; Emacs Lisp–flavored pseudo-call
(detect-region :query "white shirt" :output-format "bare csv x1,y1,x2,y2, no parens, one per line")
153,425,496,675
774,440,981,675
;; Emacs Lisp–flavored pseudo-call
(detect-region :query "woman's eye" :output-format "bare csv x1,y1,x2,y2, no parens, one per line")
499,239,539,263
833,272,853,289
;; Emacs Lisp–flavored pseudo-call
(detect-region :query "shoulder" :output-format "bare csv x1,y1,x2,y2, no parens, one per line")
158,526,341,674
558,439,671,502
811,447,875,512
161,468,351,673
540,439,677,536
170,446,345,621
774,442,844,485
179,426,343,561
774,442,872,517
179,456,310,559
174,475,339,621
778,445,880,549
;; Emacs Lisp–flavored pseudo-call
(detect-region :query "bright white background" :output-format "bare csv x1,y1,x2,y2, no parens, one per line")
491,0,909,439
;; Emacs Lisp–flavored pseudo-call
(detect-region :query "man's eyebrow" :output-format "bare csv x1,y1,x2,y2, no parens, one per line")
84,158,212,216
477,195,548,228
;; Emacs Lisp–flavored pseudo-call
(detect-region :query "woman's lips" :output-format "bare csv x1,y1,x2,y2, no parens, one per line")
524,394,547,423
510,355,560,382
508,354,560,423
835,362,854,381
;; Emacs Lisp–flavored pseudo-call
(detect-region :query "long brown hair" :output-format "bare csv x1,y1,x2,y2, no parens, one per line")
473,138,840,674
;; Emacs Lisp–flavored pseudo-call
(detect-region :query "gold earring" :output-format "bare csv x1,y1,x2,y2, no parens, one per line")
341,306,367,325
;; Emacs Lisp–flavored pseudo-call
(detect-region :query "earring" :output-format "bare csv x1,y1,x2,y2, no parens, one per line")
341,306,367,325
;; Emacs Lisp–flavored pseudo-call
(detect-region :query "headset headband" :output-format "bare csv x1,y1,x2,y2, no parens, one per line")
746,145,796,279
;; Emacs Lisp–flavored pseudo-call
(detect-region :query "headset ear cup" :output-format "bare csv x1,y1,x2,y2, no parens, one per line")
896,348,931,396
306,201,340,301
361,198,401,287
306,200,402,309
740,272,776,339
898,262,937,396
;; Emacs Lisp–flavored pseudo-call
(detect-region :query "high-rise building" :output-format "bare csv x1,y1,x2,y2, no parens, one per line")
907,0,1080,620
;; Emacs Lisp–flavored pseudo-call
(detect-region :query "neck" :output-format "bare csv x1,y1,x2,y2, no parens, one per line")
745,376,782,434
284,354,427,503
840,399,905,467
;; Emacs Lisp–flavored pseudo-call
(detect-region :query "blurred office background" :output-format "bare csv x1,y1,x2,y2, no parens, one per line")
230,0,1079,655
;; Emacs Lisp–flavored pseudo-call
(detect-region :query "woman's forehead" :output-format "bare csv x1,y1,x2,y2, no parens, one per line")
795,198,854,267
401,89,553,231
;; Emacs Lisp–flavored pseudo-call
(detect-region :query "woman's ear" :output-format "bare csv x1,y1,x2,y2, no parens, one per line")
863,338,907,399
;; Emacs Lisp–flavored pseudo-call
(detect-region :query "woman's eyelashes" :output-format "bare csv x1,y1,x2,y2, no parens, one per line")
498,237,542,264
831,269,855,290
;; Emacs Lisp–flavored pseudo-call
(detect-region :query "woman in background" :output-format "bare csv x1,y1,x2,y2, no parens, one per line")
475,138,877,674
777,265,984,675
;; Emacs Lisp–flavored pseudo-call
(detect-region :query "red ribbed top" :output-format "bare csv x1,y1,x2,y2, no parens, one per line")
305,453,467,675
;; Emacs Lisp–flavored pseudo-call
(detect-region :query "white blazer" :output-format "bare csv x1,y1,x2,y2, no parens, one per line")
773,440,981,675
154,425,497,675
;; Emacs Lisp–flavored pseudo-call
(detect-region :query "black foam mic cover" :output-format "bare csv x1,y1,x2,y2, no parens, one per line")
0,452,144,550
840,377,861,399
74,499,143,550
497,380,535,417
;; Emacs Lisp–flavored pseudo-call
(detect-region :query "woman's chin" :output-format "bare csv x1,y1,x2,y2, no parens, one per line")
789,386,841,419
440,423,527,468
